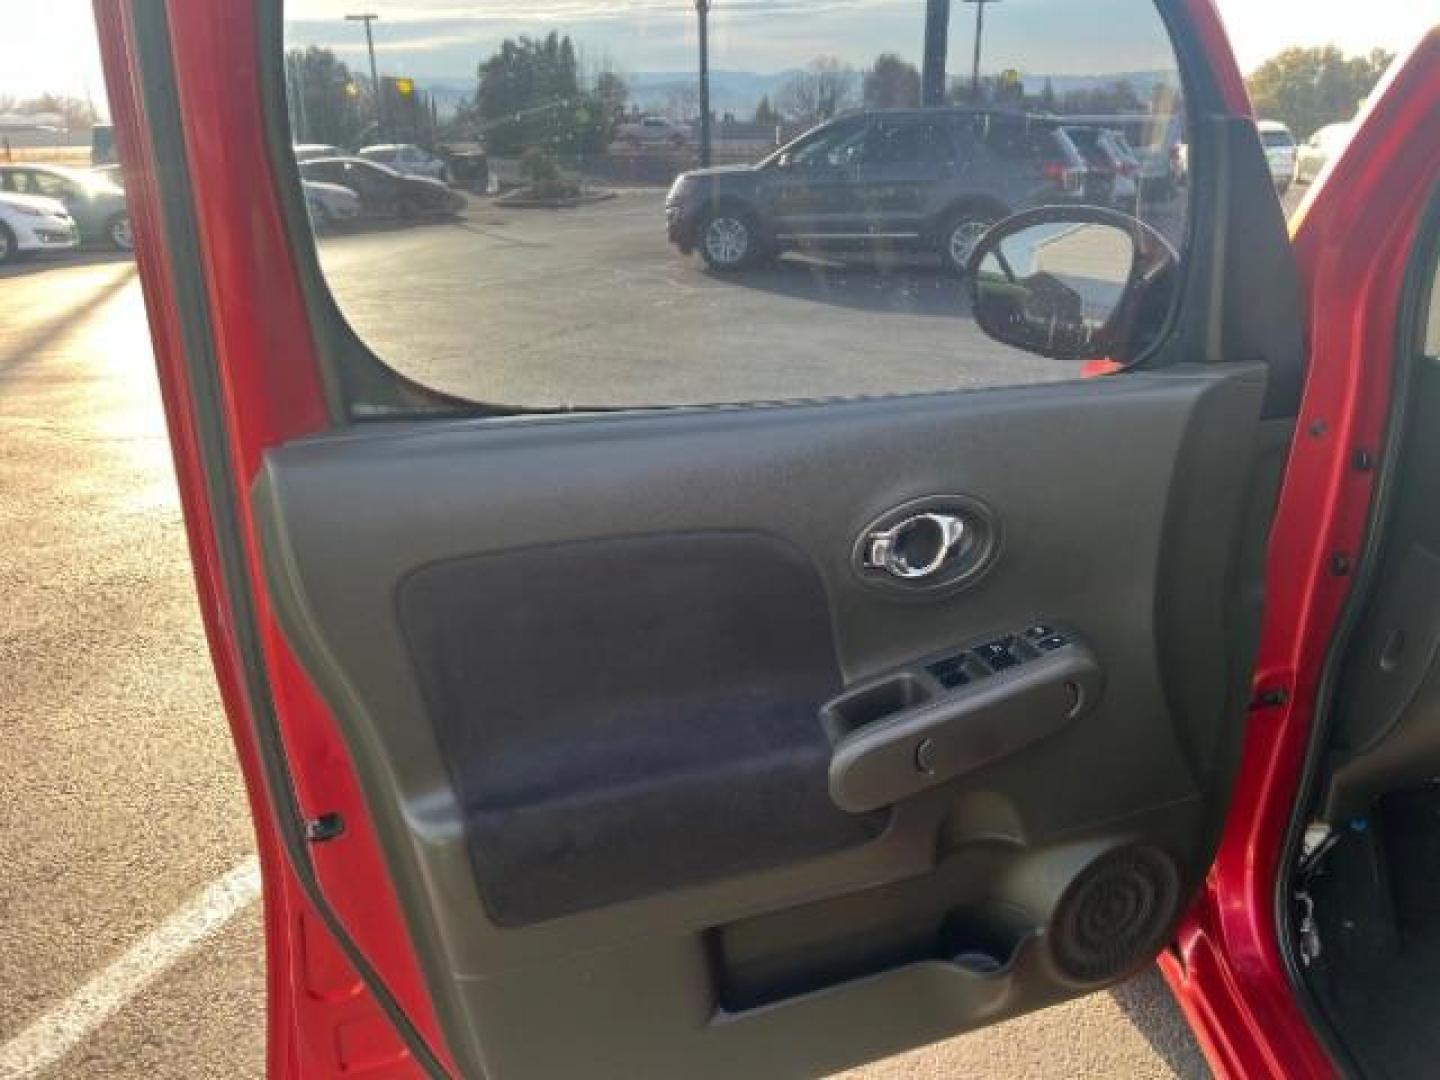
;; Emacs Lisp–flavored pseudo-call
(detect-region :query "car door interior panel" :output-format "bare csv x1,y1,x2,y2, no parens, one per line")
256,363,1274,1076
99,0,1429,1064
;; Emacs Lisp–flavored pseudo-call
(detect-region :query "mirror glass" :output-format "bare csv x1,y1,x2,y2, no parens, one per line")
971,221,1137,359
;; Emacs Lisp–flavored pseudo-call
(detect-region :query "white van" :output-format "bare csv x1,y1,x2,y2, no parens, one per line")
1257,120,1298,194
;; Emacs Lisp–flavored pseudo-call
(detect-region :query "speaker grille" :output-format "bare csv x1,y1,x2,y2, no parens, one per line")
1051,846,1181,984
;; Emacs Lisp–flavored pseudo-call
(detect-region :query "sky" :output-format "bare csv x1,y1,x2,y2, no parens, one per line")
282,0,1184,81
1,0,1434,114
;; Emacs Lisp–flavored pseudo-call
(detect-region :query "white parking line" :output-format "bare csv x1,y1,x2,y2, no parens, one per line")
0,858,261,1080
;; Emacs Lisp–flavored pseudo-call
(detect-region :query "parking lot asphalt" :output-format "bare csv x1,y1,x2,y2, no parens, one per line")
0,182,1266,1077
314,188,1085,408
0,261,262,1078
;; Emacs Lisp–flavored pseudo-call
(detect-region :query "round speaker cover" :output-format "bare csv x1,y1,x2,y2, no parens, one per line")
1051,845,1181,984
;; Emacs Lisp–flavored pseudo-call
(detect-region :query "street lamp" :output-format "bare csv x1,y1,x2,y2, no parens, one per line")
695,0,712,167
346,13,386,141
963,0,1002,102
921,0,950,107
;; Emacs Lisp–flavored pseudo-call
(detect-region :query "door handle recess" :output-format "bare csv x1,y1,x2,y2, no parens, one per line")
852,496,1000,594
863,513,966,580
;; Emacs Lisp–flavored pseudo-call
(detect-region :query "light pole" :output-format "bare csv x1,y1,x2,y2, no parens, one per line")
287,51,310,142
346,13,385,141
921,0,950,108
963,0,1001,102
695,0,712,167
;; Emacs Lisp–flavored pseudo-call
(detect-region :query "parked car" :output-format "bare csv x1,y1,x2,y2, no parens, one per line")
292,142,342,162
302,180,362,229
1062,126,1140,206
437,145,491,193
297,157,464,218
1105,131,1147,203
357,143,450,182
0,191,79,263
1257,120,1298,193
87,164,126,190
0,164,132,250
666,108,1088,272
613,115,693,149
1297,121,1356,185
1064,113,1184,202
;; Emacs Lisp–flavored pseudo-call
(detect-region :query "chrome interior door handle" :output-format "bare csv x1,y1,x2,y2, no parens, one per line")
864,512,967,580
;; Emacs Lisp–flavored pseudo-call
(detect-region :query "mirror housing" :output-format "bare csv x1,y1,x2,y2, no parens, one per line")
965,206,1179,365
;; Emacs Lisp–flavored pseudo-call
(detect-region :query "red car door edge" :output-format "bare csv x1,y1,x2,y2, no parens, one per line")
1161,30,1440,1080
93,1,453,1075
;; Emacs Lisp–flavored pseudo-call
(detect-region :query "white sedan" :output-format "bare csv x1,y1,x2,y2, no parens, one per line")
0,192,79,263
1296,122,1355,186
613,115,693,149
357,143,449,182
303,180,362,230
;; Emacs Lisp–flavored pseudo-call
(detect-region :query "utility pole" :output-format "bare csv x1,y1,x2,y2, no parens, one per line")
963,0,1001,102
288,52,310,142
346,13,385,142
921,0,950,108
695,0,712,167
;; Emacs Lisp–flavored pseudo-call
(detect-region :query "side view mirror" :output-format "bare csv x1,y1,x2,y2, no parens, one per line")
965,207,1179,365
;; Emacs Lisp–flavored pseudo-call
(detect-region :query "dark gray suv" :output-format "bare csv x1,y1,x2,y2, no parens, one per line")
666,108,1089,272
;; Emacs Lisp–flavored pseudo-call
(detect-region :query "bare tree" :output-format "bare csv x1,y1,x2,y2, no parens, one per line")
776,56,858,123
662,84,699,121
2,93,99,133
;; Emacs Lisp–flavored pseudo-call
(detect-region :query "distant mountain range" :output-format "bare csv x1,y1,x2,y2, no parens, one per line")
625,69,1176,115
624,70,797,115
416,69,1176,119
414,78,474,114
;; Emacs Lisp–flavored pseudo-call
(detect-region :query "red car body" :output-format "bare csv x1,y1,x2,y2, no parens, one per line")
92,0,1440,1074
1162,38,1440,1078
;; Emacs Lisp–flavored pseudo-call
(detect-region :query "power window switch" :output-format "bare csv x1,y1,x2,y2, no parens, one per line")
975,640,1020,671
928,656,971,689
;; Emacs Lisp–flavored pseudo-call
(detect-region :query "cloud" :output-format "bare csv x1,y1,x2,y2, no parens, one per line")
286,0,1186,80
302,30,494,55
289,0,918,21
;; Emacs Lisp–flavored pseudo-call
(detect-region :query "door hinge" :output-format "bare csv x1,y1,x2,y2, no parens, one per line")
303,812,346,843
